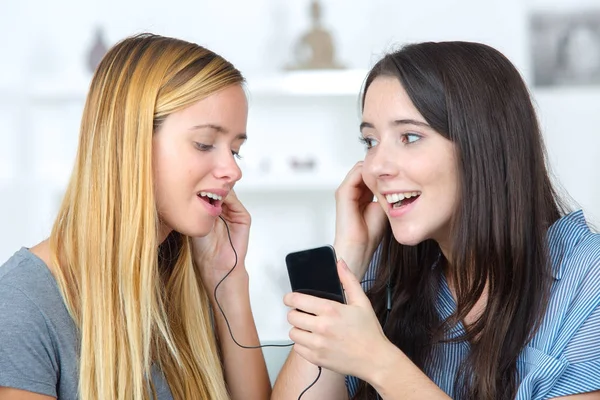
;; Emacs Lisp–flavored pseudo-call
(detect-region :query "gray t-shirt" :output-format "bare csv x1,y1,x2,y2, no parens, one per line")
0,248,173,399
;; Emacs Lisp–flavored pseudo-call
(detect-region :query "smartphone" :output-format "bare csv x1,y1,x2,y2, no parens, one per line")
285,245,346,304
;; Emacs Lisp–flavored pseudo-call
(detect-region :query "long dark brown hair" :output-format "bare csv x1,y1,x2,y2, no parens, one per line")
353,42,568,400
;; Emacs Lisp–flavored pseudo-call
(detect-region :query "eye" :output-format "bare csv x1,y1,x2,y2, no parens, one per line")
194,142,214,151
402,133,421,144
232,150,242,160
358,136,379,150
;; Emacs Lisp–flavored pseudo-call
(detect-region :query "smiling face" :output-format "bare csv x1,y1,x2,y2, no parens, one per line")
153,84,248,241
360,76,459,251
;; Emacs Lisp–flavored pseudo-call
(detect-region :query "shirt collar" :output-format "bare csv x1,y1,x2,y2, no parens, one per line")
547,210,590,280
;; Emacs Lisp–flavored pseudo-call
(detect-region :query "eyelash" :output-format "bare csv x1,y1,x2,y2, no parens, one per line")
402,133,421,144
358,133,422,149
194,142,243,160
358,136,376,149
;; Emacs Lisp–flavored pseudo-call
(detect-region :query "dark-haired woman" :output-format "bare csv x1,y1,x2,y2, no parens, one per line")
273,41,600,400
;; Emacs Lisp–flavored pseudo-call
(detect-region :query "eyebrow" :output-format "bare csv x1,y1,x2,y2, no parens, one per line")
189,123,247,141
359,119,431,131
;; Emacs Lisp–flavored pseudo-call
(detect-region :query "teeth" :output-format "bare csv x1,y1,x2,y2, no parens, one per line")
199,191,223,201
385,191,421,204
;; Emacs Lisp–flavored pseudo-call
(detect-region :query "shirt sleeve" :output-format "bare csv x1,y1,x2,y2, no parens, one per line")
0,283,58,397
539,244,600,400
543,302,600,399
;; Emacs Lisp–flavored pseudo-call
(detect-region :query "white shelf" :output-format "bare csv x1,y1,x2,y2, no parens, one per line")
9,69,369,103
246,69,368,97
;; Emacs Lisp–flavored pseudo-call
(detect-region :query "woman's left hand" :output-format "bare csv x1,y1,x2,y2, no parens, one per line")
284,259,392,381
192,189,251,291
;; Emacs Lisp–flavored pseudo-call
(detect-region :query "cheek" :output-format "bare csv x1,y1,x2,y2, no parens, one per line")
155,149,198,184
414,148,457,187
153,153,177,193
153,153,192,213
420,155,460,213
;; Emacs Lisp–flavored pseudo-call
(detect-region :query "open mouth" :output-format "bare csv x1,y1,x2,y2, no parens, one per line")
386,191,421,209
197,191,223,208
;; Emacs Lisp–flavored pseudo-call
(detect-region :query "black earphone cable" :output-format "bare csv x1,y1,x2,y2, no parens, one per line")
298,366,322,400
213,216,295,349
214,216,319,399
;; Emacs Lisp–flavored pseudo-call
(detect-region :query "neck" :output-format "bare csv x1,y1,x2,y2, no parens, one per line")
158,222,172,245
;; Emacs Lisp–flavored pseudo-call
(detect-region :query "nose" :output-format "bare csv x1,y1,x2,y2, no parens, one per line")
214,149,243,183
364,140,399,180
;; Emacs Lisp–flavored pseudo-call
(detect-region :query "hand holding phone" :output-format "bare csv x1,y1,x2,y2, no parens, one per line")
285,245,346,305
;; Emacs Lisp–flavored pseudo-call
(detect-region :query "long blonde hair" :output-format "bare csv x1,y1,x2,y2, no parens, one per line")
49,33,243,400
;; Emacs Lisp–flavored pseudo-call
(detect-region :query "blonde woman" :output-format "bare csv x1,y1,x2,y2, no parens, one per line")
0,33,270,400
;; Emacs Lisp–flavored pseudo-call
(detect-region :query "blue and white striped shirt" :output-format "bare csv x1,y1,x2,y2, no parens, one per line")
347,210,600,399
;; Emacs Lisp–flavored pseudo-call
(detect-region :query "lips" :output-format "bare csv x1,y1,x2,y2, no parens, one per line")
196,190,227,217
384,191,422,206
382,191,421,217
197,194,222,217
197,194,221,207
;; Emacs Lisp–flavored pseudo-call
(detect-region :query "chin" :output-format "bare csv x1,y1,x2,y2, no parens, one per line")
174,219,216,238
185,226,215,238
391,225,426,247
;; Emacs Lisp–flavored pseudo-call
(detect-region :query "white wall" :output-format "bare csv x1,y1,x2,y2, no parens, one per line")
1,0,599,343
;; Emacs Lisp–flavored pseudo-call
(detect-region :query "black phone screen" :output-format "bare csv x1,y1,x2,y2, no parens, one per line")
285,245,345,304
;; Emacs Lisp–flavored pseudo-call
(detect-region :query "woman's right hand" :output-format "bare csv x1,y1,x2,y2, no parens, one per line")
334,161,387,278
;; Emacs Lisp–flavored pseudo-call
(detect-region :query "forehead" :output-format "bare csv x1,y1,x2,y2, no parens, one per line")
362,76,422,122
171,85,248,132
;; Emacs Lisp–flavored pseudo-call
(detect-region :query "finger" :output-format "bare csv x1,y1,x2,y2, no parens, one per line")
221,189,251,221
337,164,376,210
337,259,369,307
337,162,366,198
222,189,244,211
289,326,315,349
225,188,239,201
284,292,339,316
287,309,318,332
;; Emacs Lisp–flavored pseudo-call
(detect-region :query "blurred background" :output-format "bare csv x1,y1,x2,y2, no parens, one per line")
1,0,599,354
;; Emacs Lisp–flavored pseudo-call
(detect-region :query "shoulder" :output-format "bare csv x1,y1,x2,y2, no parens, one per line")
554,219,600,305
0,247,75,355
0,247,65,312
0,248,80,397
531,211,600,353
0,247,65,340
0,249,63,396
517,213,600,398
547,211,600,297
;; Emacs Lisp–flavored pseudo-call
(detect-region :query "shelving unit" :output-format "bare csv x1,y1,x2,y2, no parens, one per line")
5,69,367,194
1,69,365,209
